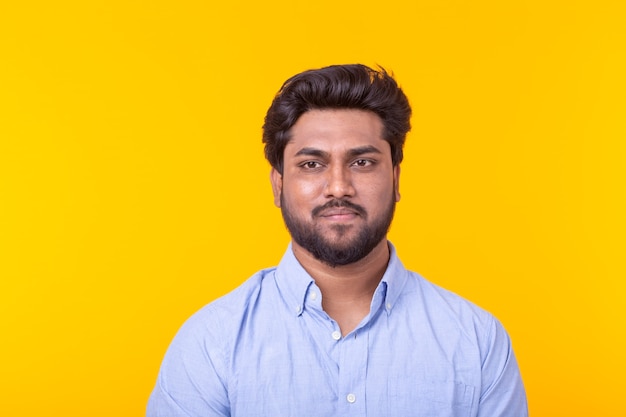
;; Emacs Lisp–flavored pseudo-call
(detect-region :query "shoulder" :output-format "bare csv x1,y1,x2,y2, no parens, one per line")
157,267,278,386
401,273,527,414
148,269,279,416
400,270,500,345
179,266,277,339
386,243,493,331
415,272,491,316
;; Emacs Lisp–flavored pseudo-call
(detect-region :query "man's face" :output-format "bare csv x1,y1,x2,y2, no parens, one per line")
270,109,401,267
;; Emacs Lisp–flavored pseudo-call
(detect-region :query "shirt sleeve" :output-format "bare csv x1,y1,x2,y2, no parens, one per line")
147,307,230,417
477,317,528,417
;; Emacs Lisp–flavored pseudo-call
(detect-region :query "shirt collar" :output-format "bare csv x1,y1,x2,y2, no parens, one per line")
274,241,410,317
379,241,410,314
274,243,315,316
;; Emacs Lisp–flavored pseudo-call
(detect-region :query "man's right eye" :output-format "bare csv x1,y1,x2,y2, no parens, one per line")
300,161,322,169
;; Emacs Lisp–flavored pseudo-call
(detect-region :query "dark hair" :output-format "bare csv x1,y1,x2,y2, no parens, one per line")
262,64,412,173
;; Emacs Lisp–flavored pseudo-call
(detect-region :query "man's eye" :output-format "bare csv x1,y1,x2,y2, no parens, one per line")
353,159,373,167
301,161,322,169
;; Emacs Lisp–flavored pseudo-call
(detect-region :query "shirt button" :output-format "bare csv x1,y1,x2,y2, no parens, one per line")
386,302,392,310
296,305,302,314
309,292,317,301
346,393,356,403
331,330,341,340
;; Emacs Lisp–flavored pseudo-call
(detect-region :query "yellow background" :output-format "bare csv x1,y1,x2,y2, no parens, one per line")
1,1,624,415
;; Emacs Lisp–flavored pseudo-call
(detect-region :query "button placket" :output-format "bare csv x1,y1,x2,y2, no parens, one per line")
336,327,368,415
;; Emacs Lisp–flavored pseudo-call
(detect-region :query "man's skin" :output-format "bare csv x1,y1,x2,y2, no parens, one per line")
270,108,401,336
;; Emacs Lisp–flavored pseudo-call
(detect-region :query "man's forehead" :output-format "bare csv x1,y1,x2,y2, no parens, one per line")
291,145,384,158
290,108,383,130
284,138,390,158
284,109,388,154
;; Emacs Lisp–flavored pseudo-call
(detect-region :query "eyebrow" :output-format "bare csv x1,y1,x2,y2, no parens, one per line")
293,145,383,159
346,145,383,158
293,147,330,159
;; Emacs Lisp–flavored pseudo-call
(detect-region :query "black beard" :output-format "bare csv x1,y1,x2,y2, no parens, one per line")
280,194,396,268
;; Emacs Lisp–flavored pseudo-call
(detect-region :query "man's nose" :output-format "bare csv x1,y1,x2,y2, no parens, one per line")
324,165,356,198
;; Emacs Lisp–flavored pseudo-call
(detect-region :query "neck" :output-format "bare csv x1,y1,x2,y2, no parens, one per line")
292,239,390,335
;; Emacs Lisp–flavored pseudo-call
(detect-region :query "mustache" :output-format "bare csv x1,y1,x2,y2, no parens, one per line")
312,199,367,217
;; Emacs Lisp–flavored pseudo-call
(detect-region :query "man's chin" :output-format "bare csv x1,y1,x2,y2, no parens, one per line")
321,242,359,255
319,232,360,250
323,222,360,238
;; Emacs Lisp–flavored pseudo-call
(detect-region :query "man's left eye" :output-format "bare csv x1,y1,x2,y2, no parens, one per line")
353,159,372,167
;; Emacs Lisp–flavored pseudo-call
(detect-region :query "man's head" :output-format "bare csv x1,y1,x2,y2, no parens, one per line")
263,64,411,175
263,65,412,267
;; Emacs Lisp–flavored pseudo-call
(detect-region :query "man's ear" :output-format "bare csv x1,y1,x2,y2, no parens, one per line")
393,165,401,202
270,168,283,208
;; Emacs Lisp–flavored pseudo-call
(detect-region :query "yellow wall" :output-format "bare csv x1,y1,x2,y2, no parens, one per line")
1,1,624,415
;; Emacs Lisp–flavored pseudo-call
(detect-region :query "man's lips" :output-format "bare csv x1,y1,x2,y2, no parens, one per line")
312,200,366,219
318,208,359,218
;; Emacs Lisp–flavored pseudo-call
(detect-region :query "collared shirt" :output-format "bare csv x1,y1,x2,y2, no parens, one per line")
148,243,527,417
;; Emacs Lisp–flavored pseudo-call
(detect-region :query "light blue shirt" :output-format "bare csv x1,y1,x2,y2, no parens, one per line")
148,243,527,416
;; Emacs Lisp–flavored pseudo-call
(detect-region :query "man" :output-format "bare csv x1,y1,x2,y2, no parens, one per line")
147,64,528,416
